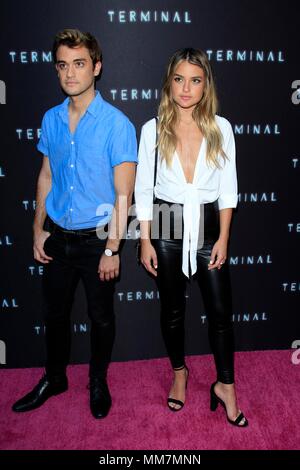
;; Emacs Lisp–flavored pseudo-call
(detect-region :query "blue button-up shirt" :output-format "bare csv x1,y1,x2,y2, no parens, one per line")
37,91,137,229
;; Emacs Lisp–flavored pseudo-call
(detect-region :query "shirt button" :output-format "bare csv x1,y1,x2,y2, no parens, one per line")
71,141,74,145
70,164,74,168
70,186,74,190
70,208,73,212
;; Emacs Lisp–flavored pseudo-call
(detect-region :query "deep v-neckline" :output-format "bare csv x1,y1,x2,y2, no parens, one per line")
175,137,204,185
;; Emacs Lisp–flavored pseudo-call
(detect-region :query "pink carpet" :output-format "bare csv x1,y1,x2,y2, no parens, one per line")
0,350,299,450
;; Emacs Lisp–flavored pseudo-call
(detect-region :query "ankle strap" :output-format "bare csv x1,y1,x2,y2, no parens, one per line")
173,365,186,371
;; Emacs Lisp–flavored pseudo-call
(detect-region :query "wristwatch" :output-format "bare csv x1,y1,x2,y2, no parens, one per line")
104,248,119,257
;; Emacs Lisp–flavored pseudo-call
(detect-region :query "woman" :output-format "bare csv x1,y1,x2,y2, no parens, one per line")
135,48,248,427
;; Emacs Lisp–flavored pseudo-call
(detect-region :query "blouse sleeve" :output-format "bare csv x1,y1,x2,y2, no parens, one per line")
218,121,238,210
134,120,156,221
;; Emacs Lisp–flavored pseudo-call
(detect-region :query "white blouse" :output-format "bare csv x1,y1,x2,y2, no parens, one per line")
135,115,238,278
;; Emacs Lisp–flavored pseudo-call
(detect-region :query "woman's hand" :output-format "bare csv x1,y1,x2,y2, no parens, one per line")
208,237,228,270
140,240,158,277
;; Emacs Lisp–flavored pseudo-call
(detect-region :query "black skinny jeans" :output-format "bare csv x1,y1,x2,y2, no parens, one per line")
43,222,115,379
151,199,234,384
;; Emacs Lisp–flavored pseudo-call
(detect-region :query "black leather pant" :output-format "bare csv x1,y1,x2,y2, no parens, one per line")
151,199,234,384
43,221,115,379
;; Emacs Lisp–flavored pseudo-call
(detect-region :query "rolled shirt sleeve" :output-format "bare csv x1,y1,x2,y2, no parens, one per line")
109,117,138,167
37,112,49,157
134,120,156,221
218,121,238,210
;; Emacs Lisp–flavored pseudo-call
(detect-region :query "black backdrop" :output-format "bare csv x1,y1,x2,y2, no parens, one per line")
0,0,299,368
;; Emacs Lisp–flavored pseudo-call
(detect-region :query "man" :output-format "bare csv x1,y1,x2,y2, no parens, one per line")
12,29,137,419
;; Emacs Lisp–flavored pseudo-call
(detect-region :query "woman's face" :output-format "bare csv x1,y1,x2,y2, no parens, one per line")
170,60,205,110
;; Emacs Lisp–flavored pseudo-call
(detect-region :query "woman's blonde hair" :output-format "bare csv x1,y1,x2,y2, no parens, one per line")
158,48,226,168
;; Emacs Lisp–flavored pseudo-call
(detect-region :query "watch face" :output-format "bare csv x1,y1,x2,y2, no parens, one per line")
105,248,112,256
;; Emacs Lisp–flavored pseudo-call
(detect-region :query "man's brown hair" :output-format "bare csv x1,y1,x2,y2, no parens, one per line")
52,29,102,66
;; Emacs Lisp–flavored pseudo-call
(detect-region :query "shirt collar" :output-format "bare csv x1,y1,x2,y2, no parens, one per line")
86,90,103,118
57,90,103,123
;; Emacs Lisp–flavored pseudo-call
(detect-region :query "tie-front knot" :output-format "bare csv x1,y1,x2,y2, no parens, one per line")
182,184,201,278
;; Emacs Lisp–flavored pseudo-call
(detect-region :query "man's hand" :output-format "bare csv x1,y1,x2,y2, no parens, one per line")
98,253,120,281
33,230,53,263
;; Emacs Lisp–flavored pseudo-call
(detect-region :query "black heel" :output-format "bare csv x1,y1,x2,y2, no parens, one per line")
210,381,248,427
167,365,189,412
185,366,189,390
210,387,218,411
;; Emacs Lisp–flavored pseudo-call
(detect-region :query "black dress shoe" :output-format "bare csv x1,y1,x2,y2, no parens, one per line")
89,376,112,419
12,374,68,412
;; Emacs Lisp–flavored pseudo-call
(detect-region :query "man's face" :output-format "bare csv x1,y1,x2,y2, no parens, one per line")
55,45,101,97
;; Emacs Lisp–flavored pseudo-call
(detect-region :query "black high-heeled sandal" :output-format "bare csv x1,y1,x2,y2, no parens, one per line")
210,381,248,427
167,365,189,412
